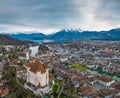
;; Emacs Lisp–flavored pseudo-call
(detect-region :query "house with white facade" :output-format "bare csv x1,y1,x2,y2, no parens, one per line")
19,50,30,60
97,76,115,87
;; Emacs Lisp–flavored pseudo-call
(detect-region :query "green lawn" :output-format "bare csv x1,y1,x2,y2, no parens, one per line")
52,84,59,93
71,64,87,70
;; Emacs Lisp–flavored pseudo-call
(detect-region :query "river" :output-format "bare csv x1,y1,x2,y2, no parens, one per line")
29,46,39,57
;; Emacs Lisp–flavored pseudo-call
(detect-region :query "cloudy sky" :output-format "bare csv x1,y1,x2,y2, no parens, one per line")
0,0,120,34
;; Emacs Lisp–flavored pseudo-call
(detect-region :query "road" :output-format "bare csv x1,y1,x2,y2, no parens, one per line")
58,82,65,98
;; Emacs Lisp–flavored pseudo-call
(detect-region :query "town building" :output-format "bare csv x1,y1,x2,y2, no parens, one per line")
26,59,49,87
19,50,30,60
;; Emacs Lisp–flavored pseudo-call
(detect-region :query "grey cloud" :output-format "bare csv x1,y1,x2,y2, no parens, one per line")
0,0,119,33
0,0,80,28
93,0,120,24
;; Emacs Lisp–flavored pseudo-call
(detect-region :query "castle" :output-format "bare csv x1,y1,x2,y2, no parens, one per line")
26,59,49,87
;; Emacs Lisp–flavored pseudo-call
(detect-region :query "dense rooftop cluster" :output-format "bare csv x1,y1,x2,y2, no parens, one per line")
38,41,120,97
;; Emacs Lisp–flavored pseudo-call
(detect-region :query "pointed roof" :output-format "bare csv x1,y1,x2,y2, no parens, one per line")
27,59,46,73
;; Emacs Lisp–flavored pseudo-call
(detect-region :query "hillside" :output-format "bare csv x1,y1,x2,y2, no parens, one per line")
7,32,46,41
0,34,34,45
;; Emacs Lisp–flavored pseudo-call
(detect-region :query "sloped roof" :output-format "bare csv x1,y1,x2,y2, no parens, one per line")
1,87,9,95
26,59,47,73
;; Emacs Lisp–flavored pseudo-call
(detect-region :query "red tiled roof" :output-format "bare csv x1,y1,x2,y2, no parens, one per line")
19,52,26,57
100,88,115,96
81,84,98,96
26,59,47,73
1,87,9,95
98,76,113,82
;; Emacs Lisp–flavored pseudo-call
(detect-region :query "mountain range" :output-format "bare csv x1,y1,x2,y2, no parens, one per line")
5,28,120,41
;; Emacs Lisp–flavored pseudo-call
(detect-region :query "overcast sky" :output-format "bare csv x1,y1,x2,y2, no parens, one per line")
0,0,120,34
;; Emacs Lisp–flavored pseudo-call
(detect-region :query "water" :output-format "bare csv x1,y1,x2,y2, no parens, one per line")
29,46,39,57
29,39,54,57
29,39,69,43
32,39,54,43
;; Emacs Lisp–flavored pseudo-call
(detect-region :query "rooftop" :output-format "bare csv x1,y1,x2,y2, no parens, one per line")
98,76,113,82
26,59,48,73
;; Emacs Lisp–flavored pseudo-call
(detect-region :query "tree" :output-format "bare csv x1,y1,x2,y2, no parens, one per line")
19,60,24,66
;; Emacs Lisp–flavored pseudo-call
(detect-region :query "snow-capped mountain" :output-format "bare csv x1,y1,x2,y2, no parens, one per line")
4,28,120,41
50,28,120,40
62,28,83,32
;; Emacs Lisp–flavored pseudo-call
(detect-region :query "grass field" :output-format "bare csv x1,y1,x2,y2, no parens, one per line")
71,64,87,70
52,84,59,93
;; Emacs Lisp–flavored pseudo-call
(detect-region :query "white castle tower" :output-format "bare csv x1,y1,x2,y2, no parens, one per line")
26,59,49,87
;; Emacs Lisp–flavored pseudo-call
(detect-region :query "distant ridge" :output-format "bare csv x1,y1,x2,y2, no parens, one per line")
0,34,34,45
6,32,45,41
5,28,120,41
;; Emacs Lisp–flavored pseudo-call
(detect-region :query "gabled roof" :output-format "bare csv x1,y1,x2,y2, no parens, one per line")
98,76,113,82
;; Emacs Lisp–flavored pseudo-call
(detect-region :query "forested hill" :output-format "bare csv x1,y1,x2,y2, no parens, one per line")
0,34,34,45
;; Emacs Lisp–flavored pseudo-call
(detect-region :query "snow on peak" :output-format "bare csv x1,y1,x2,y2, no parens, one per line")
63,28,83,32
64,28,72,32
